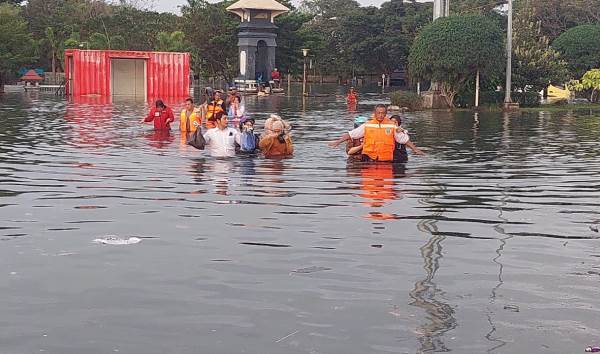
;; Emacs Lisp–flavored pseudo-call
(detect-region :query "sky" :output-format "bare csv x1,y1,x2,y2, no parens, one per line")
154,0,387,14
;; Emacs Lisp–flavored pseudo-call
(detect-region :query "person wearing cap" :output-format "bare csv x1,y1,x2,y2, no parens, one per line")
346,116,368,160
140,100,175,130
259,118,293,158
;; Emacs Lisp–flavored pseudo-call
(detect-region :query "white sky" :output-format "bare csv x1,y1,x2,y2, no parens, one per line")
154,0,387,14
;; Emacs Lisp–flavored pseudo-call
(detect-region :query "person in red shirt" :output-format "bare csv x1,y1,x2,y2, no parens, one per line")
271,68,281,88
140,100,175,130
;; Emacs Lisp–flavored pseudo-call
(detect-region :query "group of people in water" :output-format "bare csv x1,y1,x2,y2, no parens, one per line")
141,86,293,158
141,87,423,163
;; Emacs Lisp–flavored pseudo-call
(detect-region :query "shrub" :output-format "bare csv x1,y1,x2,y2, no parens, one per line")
389,90,423,111
513,91,541,107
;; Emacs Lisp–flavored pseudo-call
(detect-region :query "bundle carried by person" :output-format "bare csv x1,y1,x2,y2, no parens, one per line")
259,114,293,158
238,117,259,154
187,121,206,150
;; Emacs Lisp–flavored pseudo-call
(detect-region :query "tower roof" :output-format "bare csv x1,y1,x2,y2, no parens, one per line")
227,0,290,19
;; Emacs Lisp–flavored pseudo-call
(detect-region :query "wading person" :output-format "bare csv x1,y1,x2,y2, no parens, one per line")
204,90,226,130
140,100,175,130
179,97,201,133
329,104,409,162
259,119,293,158
202,111,240,158
346,116,368,160
271,68,281,88
389,115,425,161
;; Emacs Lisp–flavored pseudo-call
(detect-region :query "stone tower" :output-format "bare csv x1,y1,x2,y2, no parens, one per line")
226,0,290,82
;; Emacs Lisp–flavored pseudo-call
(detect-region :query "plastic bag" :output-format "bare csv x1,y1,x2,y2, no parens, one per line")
187,129,206,150
240,130,257,152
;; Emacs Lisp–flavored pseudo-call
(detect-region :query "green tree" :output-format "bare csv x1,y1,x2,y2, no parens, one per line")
569,69,600,102
519,0,600,41
299,0,360,18
156,31,187,52
552,24,600,79
408,15,504,107
88,32,126,50
181,0,239,80
42,27,62,80
274,10,314,75
0,3,37,91
105,4,180,51
512,1,569,92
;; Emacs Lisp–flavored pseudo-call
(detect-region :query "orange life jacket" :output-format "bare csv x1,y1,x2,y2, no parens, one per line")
205,100,225,129
362,118,396,162
180,109,201,132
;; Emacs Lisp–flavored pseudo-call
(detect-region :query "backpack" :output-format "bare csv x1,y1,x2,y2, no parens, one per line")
240,130,257,152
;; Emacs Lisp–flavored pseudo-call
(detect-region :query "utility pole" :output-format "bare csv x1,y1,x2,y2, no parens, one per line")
504,0,513,106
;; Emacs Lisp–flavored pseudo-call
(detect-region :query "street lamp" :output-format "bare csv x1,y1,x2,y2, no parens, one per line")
302,48,309,96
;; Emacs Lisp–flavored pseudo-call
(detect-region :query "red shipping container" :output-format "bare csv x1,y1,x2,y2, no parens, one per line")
64,49,190,99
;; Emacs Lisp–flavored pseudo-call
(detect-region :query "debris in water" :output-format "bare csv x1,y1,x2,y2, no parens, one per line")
585,347,600,352
503,304,520,312
93,236,142,245
291,266,332,274
275,330,300,343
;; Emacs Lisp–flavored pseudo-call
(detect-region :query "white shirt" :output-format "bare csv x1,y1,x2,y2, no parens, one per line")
348,122,410,144
203,127,241,157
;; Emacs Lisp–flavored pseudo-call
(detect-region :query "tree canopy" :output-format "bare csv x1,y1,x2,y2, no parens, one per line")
408,15,504,107
512,0,569,92
553,24,600,79
0,3,37,88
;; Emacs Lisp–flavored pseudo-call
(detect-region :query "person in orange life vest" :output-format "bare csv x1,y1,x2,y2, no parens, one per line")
179,97,202,133
203,90,226,129
329,104,409,162
347,87,359,104
140,100,175,130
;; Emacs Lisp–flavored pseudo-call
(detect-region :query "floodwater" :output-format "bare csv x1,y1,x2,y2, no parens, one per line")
1,88,599,354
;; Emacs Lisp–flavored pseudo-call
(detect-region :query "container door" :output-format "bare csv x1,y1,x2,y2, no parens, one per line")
111,58,146,97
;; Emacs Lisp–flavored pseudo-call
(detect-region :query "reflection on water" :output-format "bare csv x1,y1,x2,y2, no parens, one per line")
411,180,457,353
1,90,600,354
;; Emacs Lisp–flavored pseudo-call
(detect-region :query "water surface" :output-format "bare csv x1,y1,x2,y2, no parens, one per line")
1,89,599,354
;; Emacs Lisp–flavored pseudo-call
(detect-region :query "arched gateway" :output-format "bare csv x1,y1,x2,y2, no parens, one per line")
226,0,290,82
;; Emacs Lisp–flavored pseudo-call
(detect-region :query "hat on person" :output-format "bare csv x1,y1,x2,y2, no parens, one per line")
240,116,254,124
